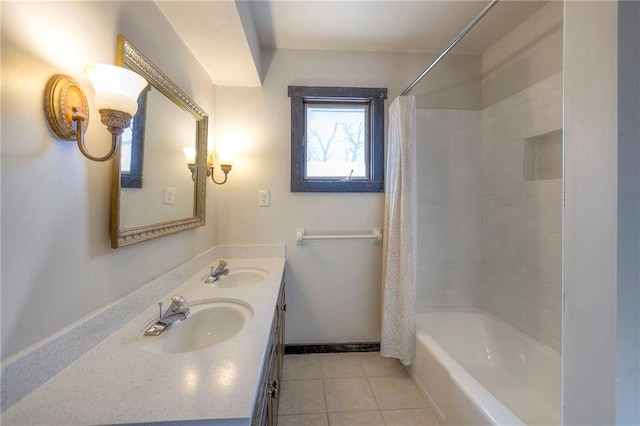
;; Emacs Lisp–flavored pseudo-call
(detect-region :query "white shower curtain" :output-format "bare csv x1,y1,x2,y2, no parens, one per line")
381,96,417,365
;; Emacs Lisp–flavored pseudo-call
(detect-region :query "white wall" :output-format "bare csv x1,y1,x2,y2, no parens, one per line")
415,109,483,310
1,2,217,361
564,1,640,423
214,48,482,345
481,73,563,352
563,1,618,423
482,1,563,108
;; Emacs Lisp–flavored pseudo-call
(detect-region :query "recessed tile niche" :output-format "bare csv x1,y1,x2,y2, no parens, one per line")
523,129,563,181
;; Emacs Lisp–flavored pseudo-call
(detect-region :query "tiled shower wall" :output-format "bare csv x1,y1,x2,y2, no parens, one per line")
415,72,563,351
481,72,563,351
415,109,483,311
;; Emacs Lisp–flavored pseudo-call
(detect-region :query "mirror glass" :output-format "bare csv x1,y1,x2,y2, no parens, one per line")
111,34,207,248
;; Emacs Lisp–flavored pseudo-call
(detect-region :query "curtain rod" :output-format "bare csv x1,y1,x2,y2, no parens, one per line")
401,0,500,96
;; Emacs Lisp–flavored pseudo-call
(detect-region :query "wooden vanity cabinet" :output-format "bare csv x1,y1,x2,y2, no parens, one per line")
252,280,286,426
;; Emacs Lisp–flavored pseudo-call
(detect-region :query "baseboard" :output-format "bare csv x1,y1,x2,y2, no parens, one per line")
285,342,380,354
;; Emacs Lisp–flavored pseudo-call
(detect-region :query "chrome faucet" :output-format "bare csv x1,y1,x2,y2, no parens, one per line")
143,295,190,336
204,260,229,283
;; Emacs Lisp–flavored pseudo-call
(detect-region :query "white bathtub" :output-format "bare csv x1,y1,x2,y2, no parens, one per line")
408,310,561,426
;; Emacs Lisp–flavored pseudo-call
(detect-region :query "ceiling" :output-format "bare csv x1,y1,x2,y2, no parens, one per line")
157,0,548,87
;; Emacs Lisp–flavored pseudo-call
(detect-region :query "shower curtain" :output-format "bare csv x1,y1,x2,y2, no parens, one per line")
381,96,417,365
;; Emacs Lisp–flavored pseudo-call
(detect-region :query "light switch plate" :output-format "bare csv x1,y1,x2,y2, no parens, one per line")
258,190,270,207
163,187,176,205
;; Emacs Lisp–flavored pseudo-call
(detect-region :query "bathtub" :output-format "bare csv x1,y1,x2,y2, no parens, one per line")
407,310,561,425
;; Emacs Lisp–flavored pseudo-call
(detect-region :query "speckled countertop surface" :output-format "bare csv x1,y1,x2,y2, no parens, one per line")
3,257,285,425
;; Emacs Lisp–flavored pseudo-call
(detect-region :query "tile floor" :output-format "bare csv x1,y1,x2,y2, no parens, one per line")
278,352,441,426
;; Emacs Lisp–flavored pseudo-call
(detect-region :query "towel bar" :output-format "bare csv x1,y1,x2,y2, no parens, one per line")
295,228,383,244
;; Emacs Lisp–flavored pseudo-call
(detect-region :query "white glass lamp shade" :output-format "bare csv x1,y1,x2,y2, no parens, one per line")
217,146,236,166
85,64,147,116
183,147,196,165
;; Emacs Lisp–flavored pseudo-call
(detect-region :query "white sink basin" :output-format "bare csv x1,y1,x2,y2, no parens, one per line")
209,269,269,288
137,299,253,354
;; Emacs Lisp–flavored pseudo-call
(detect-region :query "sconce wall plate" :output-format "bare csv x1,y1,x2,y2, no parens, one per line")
45,74,90,141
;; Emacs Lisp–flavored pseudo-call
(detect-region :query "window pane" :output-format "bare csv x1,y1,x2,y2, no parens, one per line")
305,105,368,179
120,123,133,174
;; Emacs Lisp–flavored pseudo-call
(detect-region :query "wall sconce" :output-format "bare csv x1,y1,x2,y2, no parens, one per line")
45,64,148,162
182,148,233,185
183,147,198,181
209,151,233,185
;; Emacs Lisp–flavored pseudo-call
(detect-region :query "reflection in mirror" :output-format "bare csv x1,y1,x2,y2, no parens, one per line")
119,87,196,227
121,86,149,188
111,35,208,248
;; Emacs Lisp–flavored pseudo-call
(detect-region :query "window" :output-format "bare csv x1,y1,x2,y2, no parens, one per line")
120,86,150,188
289,86,387,192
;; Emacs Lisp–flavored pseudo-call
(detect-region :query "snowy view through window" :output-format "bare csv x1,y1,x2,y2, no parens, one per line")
120,124,133,173
305,105,368,179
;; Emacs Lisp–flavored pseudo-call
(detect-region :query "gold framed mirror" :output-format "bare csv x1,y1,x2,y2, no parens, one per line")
110,35,208,248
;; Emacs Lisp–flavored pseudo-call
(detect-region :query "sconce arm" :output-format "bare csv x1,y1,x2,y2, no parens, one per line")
210,164,232,185
73,115,118,162
72,109,131,162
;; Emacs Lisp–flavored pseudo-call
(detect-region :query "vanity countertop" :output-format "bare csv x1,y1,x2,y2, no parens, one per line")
2,257,285,425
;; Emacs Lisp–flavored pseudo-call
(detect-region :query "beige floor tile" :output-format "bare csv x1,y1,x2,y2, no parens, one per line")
328,410,385,426
278,379,327,415
278,413,329,426
324,377,379,412
369,376,428,410
319,353,367,378
282,354,322,380
381,409,441,426
362,356,408,377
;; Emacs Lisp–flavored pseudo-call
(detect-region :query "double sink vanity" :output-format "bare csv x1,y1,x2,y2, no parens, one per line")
3,257,286,426
2,27,289,425
4,33,287,425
